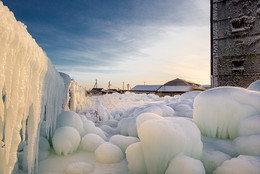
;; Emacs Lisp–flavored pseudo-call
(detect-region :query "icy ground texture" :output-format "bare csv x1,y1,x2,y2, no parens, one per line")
38,84,260,174
0,2,78,174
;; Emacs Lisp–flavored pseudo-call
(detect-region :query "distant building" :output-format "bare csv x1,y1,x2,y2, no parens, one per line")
88,88,105,95
130,85,162,94
211,0,260,87
130,78,206,96
157,78,205,96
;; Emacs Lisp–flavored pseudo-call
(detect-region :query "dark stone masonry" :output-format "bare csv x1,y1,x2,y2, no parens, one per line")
211,0,260,87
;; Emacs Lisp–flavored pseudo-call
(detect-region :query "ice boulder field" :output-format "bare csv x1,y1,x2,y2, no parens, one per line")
35,86,260,174
1,1,260,174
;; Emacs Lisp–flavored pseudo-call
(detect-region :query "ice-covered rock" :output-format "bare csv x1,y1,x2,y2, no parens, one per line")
80,133,105,152
194,87,260,139
109,135,139,152
95,143,124,164
247,80,260,92
213,155,260,174
56,111,84,135
165,155,205,174
52,127,80,155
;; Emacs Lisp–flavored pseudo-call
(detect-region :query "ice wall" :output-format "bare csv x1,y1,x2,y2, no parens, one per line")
0,2,68,174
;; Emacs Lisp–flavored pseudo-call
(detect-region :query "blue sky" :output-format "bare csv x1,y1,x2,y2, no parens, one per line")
3,0,210,89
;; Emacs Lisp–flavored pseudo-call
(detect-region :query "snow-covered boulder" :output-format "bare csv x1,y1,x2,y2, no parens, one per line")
52,127,80,155
194,87,260,139
95,143,124,164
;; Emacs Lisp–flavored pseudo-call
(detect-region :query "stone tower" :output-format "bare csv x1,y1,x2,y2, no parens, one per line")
211,0,260,87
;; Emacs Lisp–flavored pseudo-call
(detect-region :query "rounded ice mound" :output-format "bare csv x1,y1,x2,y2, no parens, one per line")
213,155,260,174
136,112,162,131
95,142,123,164
137,116,203,174
118,117,137,137
179,91,202,102
165,155,205,174
64,162,94,174
39,136,50,161
81,133,105,152
126,142,147,174
201,150,231,174
194,87,260,139
86,126,107,140
109,135,139,152
56,111,84,135
234,134,260,156
52,127,80,155
247,79,260,92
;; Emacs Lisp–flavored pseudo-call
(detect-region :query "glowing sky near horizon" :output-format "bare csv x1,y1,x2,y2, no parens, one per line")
3,0,210,89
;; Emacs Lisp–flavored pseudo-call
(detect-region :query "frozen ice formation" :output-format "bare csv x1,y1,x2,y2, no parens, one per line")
56,111,84,136
0,2,73,173
127,113,203,174
165,155,205,174
52,127,81,155
109,135,139,152
194,87,260,139
95,142,124,164
81,133,105,152
126,142,147,174
213,155,260,174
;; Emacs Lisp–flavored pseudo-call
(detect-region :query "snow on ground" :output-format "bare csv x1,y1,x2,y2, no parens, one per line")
36,86,260,174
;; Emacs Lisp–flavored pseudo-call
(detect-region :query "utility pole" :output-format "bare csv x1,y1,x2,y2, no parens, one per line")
107,81,111,90
123,82,124,91
93,79,97,89
127,84,130,90
144,82,146,85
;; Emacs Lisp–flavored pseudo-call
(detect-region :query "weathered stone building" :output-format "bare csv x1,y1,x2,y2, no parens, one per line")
211,0,260,87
